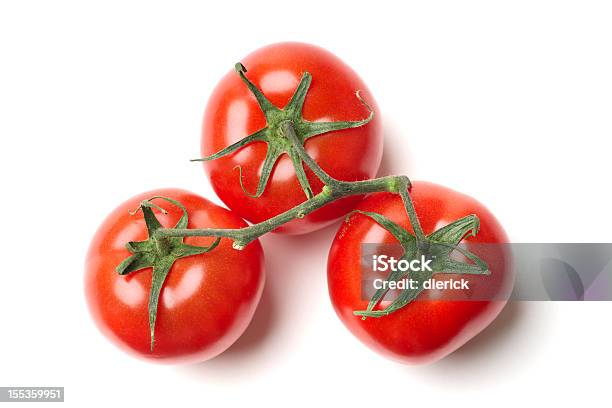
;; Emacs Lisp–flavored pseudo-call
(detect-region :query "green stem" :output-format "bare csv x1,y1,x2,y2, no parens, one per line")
156,120,423,248
156,175,406,248
280,120,424,240
278,120,337,186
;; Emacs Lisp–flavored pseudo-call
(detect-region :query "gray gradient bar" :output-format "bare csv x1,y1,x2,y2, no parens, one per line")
360,243,612,301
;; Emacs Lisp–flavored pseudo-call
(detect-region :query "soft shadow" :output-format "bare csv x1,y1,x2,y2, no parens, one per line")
267,217,341,250
377,118,416,177
176,222,339,382
443,301,523,363
416,301,542,387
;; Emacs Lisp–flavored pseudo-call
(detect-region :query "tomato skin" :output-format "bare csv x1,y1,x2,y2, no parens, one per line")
327,181,514,364
84,189,264,364
201,42,383,234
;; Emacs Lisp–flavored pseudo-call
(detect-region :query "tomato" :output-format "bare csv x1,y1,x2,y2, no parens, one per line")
327,181,514,364
201,42,383,234
84,188,264,363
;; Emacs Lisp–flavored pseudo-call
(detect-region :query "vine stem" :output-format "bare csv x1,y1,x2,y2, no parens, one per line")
155,121,425,248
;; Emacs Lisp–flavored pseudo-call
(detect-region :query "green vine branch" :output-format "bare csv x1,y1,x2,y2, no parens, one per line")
155,171,411,249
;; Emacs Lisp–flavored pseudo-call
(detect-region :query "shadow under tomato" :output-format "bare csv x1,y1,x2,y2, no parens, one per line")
377,118,416,178
415,301,549,387
176,220,341,382
444,300,523,362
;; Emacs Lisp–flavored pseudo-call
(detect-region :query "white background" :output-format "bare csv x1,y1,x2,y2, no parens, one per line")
1,1,611,406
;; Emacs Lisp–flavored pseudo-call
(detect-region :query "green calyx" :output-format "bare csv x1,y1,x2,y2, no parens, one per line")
350,211,490,319
192,62,374,199
116,196,220,351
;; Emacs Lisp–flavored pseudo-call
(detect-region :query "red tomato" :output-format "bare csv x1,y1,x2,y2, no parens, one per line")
85,189,264,363
327,181,514,364
201,42,383,234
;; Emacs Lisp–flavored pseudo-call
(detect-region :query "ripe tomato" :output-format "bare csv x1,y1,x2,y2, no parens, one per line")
327,181,514,364
85,189,264,363
201,42,383,234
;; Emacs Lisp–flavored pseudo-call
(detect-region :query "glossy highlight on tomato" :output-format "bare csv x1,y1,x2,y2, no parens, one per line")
85,189,264,363
327,181,514,364
201,42,383,234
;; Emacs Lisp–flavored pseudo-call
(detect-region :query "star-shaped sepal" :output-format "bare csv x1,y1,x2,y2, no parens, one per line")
193,63,375,200
116,197,221,351
348,211,490,319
